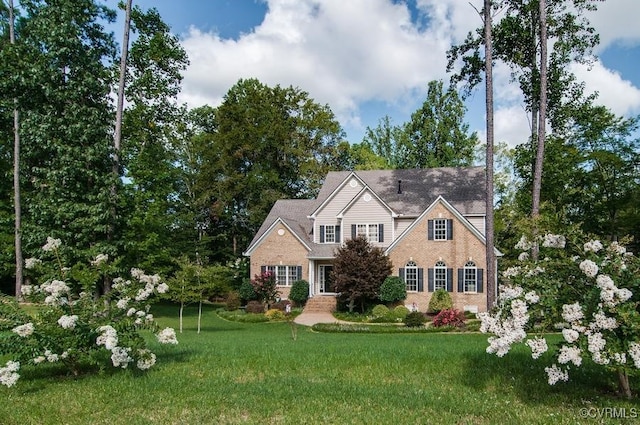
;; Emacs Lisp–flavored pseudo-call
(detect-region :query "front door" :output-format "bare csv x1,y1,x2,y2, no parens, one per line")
318,265,334,293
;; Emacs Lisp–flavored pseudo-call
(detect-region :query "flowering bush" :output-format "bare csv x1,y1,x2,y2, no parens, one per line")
432,308,466,328
0,238,177,388
250,271,280,309
479,229,640,398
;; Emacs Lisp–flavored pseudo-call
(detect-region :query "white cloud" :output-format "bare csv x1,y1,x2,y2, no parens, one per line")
588,0,640,51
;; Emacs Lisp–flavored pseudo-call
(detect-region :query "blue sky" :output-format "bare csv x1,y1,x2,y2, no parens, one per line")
105,0,640,148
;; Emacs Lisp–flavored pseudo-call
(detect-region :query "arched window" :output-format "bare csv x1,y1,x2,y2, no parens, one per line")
463,261,477,292
434,261,447,291
404,261,418,292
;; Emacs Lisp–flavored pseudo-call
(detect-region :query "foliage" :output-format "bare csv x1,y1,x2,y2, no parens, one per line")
404,311,427,328
215,308,269,323
0,238,176,388
432,309,466,328
250,271,279,307
378,276,407,304
479,227,640,397
288,279,309,306
332,236,392,313
392,305,410,320
371,304,390,319
427,289,453,314
224,291,241,311
245,300,265,314
265,309,286,321
239,278,258,303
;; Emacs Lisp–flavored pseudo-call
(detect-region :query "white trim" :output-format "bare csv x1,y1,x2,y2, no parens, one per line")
336,187,396,219
243,218,311,256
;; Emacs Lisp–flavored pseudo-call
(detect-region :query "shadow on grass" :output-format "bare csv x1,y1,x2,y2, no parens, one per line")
461,346,638,404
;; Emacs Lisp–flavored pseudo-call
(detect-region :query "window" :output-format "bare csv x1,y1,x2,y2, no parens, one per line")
320,225,340,243
463,261,477,292
434,261,447,291
428,219,453,240
352,223,384,243
405,261,418,292
263,265,300,286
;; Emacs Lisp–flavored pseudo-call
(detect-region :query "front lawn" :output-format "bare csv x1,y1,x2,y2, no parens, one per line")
1,303,637,424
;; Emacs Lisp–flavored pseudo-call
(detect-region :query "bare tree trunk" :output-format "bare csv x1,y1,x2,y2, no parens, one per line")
106,0,133,294
618,370,632,399
483,0,496,309
9,0,23,300
531,0,547,260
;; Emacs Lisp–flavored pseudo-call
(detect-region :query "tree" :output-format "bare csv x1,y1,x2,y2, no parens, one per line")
332,236,392,313
362,116,409,169
403,80,479,168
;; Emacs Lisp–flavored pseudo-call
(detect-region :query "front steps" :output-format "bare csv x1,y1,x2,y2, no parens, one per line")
303,295,337,313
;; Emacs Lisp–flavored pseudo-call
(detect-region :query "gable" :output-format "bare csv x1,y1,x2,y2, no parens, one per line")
244,218,311,257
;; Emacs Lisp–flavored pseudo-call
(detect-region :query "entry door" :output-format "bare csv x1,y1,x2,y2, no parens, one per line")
319,265,334,293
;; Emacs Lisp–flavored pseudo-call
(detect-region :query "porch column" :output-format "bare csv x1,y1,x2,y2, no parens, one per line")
308,259,315,297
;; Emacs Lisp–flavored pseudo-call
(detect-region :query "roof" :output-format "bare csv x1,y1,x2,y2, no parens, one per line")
244,167,486,255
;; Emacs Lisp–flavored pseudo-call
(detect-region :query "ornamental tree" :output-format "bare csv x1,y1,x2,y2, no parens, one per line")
479,227,640,398
332,236,392,313
250,271,280,309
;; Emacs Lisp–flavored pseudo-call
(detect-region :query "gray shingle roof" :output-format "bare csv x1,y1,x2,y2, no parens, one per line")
245,166,486,255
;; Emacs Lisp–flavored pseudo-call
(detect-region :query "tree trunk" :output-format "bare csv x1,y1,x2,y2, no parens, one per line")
618,370,632,399
179,300,184,333
483,0,496,309
9,0,23,300
531,0,548,260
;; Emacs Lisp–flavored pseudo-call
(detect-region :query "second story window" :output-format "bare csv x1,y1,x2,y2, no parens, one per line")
428,218,453,241
352,223,383,243
319,225,340,243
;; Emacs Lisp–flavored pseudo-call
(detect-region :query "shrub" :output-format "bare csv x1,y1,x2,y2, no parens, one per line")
265,309,286,321
432,309,466,328
392,305,410,320
371,304,390,319
224,291,241,311
427,289,453,314
271,300,291,311
239,278,257,303
404,311,427,328
378,276,407,304
289,280,309,306
245,300,265,314
250,271,280,306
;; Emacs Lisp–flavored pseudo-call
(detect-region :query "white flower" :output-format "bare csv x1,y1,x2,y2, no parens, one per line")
499,285,523,302
44,350,59,362
90,253,109,266
156,282,169,294
24,257,42,269
628,343,640,368
12,322,34,337
524,291,540,304
57,315,79,330
136,349,156,370
526,337,548,359
518,252,529,261
0,361,20,388
96,325,118,350
608,241,626,255
116,298,129,309
590,311,618,331
542,234,566,249
110,346,133,368
502,267,521,278
126,307,137,317
545,364,569,385
584,240,603,253
612,352,627,365
156,327,178,345
42,236,62,252
20,285,34,296
558,345,582,366
33,356,45,364
515,235,534,251
561,303,584,324
587,332,608,365
596,274,615,291
131,268,145,279
616,288,632,304
562,328,580,344
579,260,599,278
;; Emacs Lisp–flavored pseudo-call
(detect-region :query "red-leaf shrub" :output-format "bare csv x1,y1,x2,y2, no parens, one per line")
432,308,466,328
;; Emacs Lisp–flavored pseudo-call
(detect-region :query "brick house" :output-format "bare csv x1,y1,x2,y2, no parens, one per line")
243,167,498,313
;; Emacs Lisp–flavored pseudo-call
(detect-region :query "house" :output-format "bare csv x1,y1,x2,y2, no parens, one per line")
243,167,497,313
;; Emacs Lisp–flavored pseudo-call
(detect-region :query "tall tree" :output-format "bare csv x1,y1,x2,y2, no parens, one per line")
403,80,478,168
362,115,409,169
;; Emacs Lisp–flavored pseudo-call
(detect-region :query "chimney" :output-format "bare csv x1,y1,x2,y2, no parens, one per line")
398,179,403,194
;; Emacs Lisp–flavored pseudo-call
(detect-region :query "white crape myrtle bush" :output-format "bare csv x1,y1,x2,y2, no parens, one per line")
0,238,177,388
478,229,640,397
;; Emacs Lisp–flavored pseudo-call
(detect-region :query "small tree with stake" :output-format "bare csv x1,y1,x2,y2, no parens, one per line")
250,271,280,311
332,236,392,313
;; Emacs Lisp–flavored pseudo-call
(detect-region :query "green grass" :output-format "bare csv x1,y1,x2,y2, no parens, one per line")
1,303,638,424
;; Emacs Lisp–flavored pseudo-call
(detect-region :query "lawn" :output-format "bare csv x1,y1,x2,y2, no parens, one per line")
1,303,638,424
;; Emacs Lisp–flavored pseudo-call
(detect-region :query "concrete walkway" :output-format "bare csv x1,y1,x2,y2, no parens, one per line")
293,312,348,326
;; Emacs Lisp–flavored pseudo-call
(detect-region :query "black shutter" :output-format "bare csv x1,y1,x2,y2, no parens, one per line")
335,225,341,243
378,224,384,242
427,219,434,240
320,225,325,243
427,268,434,292
447,269,453,292
399,268,405,281
447,219,453,240
457,269,464,292
351,224,356,239
297,266,303,281
418,268,424,292
477,268,484,293
261,266,266,274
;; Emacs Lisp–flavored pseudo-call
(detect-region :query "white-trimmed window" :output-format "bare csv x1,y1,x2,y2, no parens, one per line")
263,265,300,286
319,225,340,243
404,261,418,292
434,261,447,291
352,223,383,243
428,219,453,241
463,261,477,292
